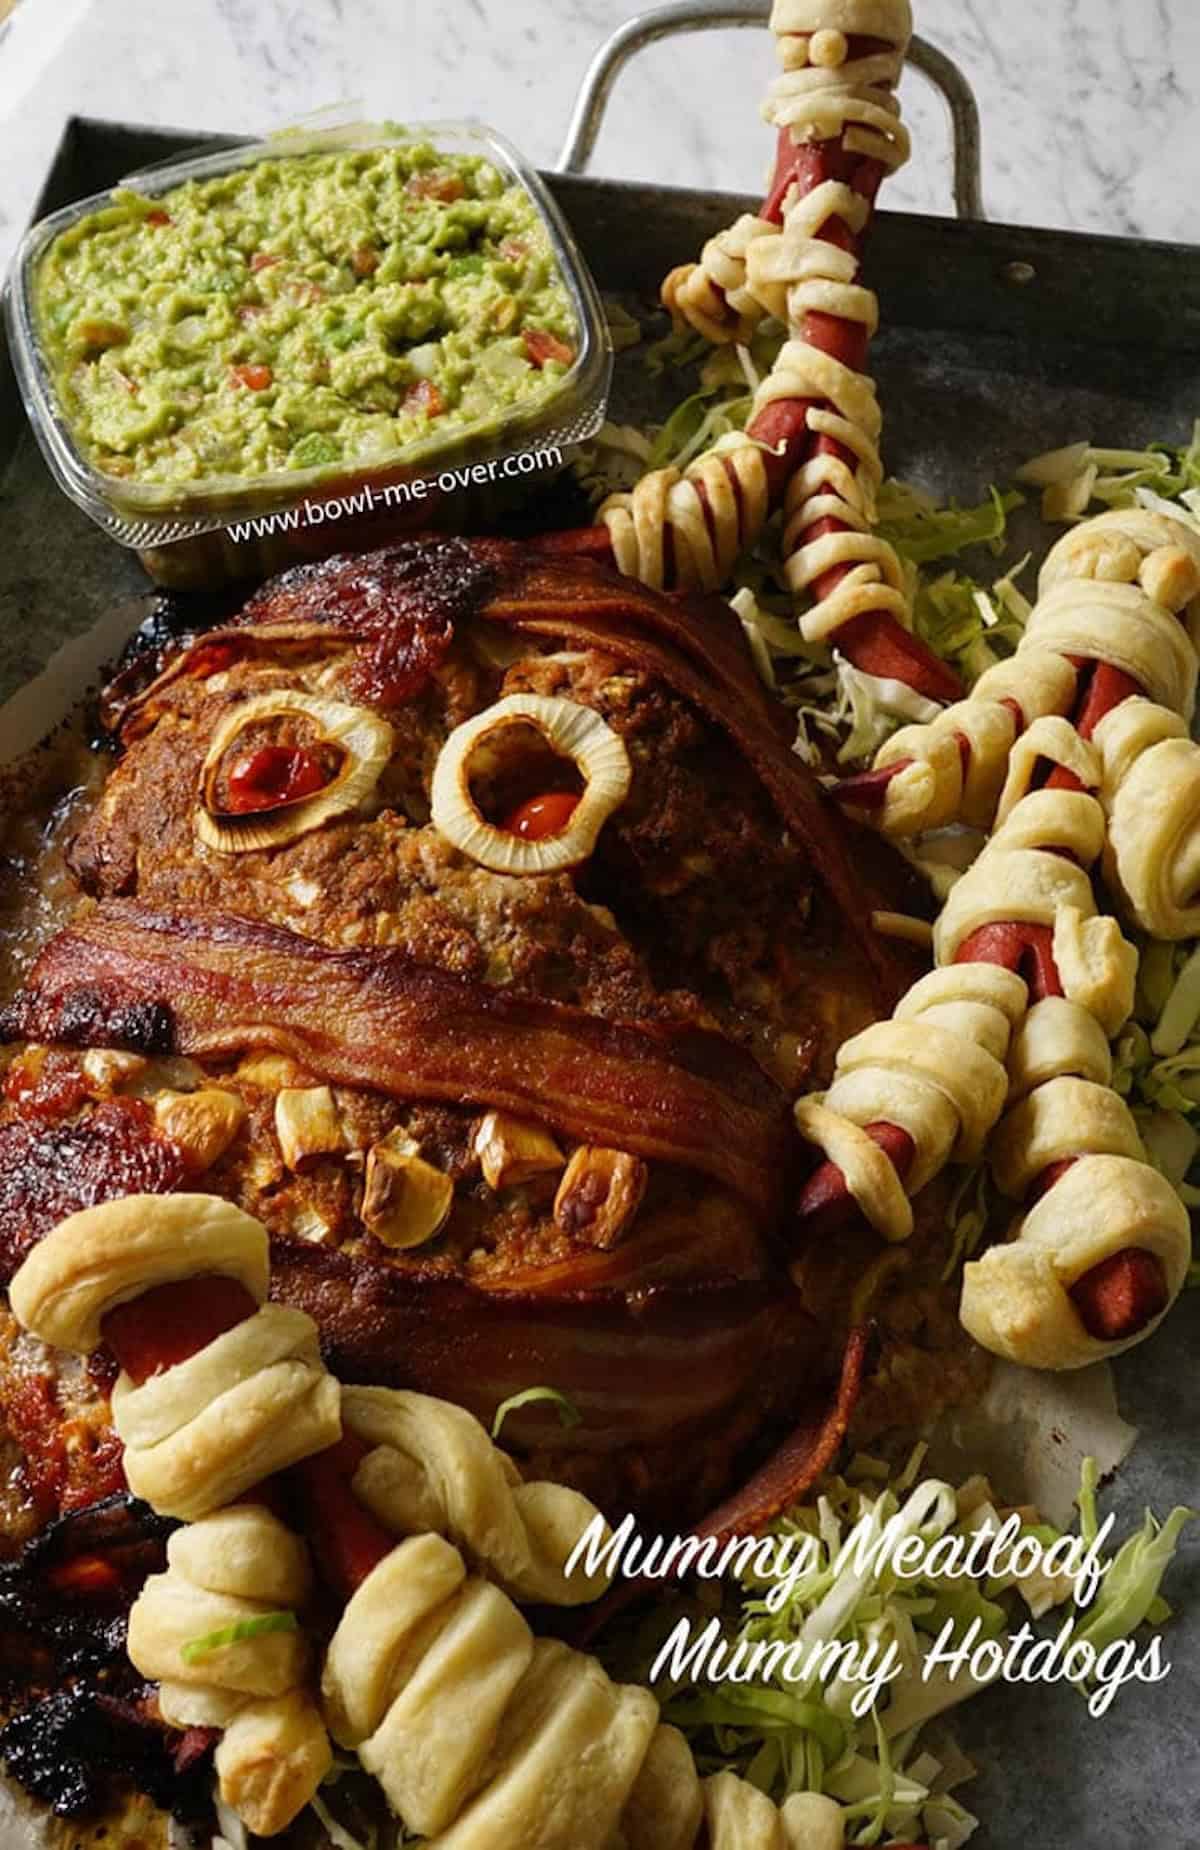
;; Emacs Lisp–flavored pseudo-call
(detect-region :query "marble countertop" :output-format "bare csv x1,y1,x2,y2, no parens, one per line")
1,0,1199,277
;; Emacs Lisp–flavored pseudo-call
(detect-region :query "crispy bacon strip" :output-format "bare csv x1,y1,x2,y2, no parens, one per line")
272,1243,816,1452
691,1320,871,1543
569,1324,870,1646
1,902,791,1220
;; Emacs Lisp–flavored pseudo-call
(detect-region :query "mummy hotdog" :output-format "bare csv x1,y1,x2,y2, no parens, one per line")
795,752,1191,1366
8,1195,339,1835
552,0,958,704
835,508,1200,842
313,1439,849,1850
6,1195,617,1832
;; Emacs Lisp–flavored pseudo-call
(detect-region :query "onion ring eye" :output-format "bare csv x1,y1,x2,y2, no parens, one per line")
197,691,394,855
431,693,631,874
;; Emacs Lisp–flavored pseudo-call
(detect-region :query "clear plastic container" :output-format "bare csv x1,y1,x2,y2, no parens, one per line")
4,121,612,587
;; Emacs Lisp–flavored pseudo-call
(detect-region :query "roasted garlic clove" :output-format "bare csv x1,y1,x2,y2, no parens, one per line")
473,1111,564,1190
155,1088,247,1172
81,1048,150,1091
236,1052,321,1092
553,1146,648,1249
362,1131,454,1249
275,1086,345,1172
431,693,630,874
197,691,393,855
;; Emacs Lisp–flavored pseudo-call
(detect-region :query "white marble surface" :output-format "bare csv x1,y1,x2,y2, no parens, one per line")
1,0,1199,276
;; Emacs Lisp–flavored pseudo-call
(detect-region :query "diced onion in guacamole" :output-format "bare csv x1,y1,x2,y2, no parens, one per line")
35,143,578,487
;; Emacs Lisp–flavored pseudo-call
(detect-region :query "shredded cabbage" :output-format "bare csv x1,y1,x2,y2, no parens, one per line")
591,1453,1191,1850
1110,943,1200,1232
569,420,653,505
877,481,1023,565
213,1791,249,1850
181,1610,296,1664
490,1384,581,1439
1017,420,1200,522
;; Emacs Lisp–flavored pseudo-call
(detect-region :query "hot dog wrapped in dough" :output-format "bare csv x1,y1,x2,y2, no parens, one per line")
9,1193,341,1519
128,1505,331,1836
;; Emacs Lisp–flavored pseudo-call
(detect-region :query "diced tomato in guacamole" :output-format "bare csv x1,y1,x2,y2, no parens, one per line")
35,142,578,487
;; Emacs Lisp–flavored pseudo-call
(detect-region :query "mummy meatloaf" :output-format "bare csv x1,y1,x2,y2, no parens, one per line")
0,535,924,1520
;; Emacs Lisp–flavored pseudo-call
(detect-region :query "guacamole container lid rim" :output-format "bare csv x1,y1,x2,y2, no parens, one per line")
4,117,612,553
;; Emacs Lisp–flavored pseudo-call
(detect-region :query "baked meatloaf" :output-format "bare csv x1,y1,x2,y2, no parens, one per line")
0,536,925,1524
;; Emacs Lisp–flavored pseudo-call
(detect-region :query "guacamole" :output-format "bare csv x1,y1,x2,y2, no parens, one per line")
35,142,579,488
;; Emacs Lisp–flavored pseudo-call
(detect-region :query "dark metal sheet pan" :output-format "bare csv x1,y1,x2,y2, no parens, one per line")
1,111,1198,1850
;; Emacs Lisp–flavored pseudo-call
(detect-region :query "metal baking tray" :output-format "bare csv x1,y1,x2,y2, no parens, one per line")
1,7,1198,1845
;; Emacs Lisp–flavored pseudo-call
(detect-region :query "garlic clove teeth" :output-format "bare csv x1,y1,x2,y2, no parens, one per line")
197,691,393,856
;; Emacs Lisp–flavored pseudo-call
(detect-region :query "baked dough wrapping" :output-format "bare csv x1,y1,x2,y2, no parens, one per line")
661,214,775,346
8,1194,341,1519
961,1155,1190,1371
860,508,1200,841
1094,695,1200,938
321,1533,845,1850
113,1301,342,1521
342,1385,612,1606
128,1505,331,1837
603,0,910,600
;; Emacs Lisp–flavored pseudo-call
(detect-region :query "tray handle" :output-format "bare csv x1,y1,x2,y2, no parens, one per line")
557,0,984,222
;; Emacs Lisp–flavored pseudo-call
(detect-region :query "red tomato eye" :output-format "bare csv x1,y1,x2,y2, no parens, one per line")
225,745,330,813
502,791,581,840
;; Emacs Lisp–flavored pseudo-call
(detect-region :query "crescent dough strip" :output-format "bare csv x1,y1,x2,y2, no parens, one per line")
342,1384,613,1606
9,1193,269,1353
128,1505,331,1837
13,1199,852,1845
602,1,911,600
1095,699,1200,938
661,214,776,346
859,507,1200,841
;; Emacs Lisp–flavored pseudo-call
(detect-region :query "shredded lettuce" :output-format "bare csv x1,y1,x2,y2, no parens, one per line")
590,1451,1192,1850
568,420,653,506
643,323,710,376
940,1165,993,1282
604,300,643,353
909,558,1031,687
1072,1506,1196,1656
213,1790,249,1850
490,1385,581,1440
1110,941,1200,1233
1017,420,1200,522
647,389,754,472
181,1610,297,1664
877,481,1023,565
309,1792,377,1850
